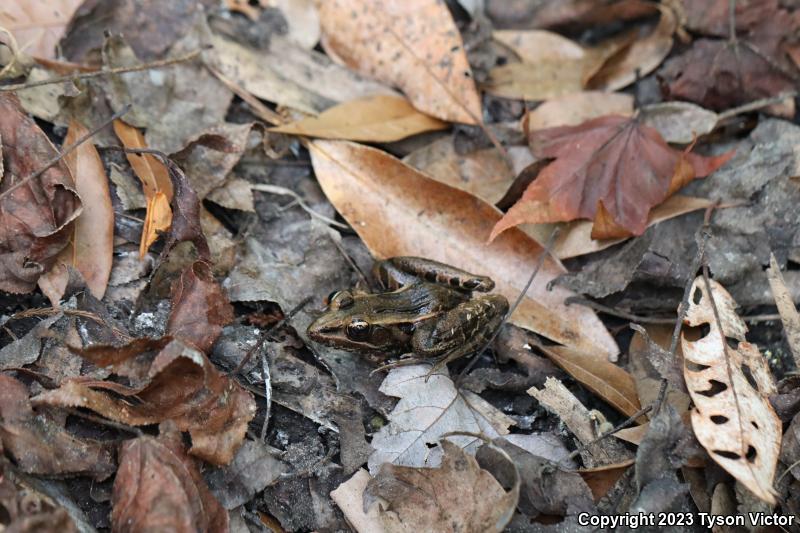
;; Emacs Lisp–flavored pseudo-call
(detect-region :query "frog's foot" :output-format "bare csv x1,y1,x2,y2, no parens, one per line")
370,356,429,375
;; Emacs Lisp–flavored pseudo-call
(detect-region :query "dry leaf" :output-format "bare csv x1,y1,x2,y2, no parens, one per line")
318,0,481,124
492,115,733,240
550,195,714,259
113,119,173,257
485,30,626,100
38,120,114,305
588,4,677,91
639,102,719,144
524,91,634,131
270,95,447,142
368,364,514,473
534,343,641,418
766,252,800,367
364,441,519,533
0,374,116,480
112,422,228,533
0,0,83,58
34,338,256,465
682,277,781,504
266,0,320,49
578,460,635,502
0,93,82,293
331,470,385,533
309,139,619,359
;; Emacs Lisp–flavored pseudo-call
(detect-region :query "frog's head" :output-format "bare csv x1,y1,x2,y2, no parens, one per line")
306,290,411,354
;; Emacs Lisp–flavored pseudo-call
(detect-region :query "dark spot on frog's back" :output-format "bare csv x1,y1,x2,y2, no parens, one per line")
449,276,460,286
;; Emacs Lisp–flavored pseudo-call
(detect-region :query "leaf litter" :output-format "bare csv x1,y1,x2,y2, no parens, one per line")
2,0,800,530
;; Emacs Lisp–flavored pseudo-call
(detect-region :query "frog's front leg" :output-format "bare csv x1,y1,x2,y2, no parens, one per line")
412,294,509,366
374,256,495,292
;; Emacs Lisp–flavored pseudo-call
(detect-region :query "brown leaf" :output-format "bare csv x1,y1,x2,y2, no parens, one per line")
112,422,228,533
318,0,481,124
682,277,781,505
34,339,256,465
168,261,235,352
0,465,78,533
0,374,115,480
491,115,733,240
309,139,619,360
577,460,635,502
0,0,83,59
38,120,114,305
364,440,519,533
534,343,641,418
660,8,799,110
0,93,82,293
270,95,448,142
766,253,800,367
113,119,173,257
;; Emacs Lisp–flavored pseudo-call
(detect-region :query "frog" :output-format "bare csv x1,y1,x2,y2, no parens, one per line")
307,256,509,369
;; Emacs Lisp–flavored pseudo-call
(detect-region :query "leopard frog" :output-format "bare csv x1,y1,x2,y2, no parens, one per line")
307,257,509,367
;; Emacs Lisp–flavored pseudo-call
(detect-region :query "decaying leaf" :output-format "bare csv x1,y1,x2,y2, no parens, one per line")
0,0,83,58
309,139,619,360
112,422,228,533
492,115,733,240
270,95,447,142
0,374,115,480
38,120,114,305
0,93,82,294
318,0,481,124
682,277,781,504
34,337,256,465
113,119,173,257
639,101,719,145
364,441,519,533
368,365,514,473
0,465,78,532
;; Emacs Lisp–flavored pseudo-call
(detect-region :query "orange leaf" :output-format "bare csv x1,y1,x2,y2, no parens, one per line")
39,120,114,304
318,0,481,124
491,115,733,240
113,119,173,256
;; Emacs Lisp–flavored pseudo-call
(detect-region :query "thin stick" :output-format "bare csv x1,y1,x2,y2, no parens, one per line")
563,404,654,464
565,298,781,324
250,184,349,229
0,104,131,203
260,345,273,442
456,227,560,383
0,49,203,92
717,91,798,121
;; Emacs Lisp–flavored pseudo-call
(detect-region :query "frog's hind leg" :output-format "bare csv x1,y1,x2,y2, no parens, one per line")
374,257,495,292
413,294,509,376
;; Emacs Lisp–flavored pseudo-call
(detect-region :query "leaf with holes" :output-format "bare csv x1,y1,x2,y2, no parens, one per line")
681,277,781,504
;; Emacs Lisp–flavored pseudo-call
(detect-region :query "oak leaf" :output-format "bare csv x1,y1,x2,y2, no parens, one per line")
491,115,733,240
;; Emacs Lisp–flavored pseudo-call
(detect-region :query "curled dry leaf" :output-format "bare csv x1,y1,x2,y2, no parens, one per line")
364,440,519,533
38,120,114,305
270,95,447,142
492,115,733,240
682,277,781,504
0,93,82,294
33,338,256,465
368,365,514,473
0,0,83,58
524,91,634,131
112,422,228,533
485,30,627,100
113,119,173,257
318,0,481,124
588,4,677,91
0,374,115,480
309,139,619,359
167,261,235,353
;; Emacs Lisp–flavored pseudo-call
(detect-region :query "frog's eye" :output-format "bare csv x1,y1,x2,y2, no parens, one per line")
329,291,354,309
346,318,371,341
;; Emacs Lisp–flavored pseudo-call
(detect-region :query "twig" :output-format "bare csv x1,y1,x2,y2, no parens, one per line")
250,184,350,229
228,296,311,377
456,227,560,384
0,49,203,92
64,407,143,437
563,404,654,464
565,297,781,324
0,104,131,203
260,345,273,442
717,91,798,122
